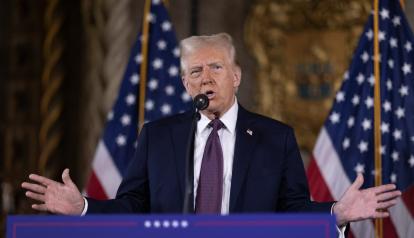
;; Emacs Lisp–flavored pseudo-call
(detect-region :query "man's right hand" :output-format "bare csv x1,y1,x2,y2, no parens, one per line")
21,168,84,215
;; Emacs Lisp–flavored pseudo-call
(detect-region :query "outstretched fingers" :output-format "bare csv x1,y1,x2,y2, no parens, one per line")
377,199,398,210
372,183,397,194
25,191,45,203
22,170,84,215
28,174,59,187
373,210,391,219
61,169,75,187
21,182,46,194
32,204,48,212
377,190,402,202
351,173,364,190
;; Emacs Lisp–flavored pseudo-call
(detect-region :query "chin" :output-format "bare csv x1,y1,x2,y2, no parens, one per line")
203,107,219,116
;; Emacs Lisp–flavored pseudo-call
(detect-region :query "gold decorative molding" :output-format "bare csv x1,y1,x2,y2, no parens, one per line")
39,0,64,175
245,0,371,152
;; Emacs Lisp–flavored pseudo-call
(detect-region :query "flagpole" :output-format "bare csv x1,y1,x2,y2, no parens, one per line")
400,0,405,9
138,0,152,131
373,0,383,237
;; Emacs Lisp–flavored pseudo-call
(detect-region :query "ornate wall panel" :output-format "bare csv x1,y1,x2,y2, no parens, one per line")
245,0,371,152
79,0,139,186
0,0,45,227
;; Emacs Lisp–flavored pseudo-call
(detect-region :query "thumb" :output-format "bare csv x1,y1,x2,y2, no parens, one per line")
351,173,364,190
62,168,75,187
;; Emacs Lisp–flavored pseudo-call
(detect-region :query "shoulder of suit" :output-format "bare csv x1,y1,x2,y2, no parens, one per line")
142,111,192,129
239,106,294,133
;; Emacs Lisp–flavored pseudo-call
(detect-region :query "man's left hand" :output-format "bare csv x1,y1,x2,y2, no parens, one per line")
333,173,402,226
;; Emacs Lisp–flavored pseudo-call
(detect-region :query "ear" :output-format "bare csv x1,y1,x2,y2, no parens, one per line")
233,65,241,87
182,76,190,93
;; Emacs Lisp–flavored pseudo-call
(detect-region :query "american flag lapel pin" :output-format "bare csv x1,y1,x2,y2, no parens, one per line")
246,129,253,136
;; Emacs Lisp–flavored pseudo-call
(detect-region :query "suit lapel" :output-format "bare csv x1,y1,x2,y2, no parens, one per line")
170,107,259,212
170,112,193,201
229,106,259,212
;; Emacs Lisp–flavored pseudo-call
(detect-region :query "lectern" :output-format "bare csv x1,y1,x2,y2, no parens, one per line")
7,214,336,238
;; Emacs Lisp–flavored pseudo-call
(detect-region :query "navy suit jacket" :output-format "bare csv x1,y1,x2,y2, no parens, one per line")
87,105,334,214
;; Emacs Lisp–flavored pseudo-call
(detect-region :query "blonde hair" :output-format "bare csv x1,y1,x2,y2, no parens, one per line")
179,33,237,75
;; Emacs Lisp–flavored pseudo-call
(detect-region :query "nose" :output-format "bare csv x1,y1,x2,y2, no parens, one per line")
200,67,213,85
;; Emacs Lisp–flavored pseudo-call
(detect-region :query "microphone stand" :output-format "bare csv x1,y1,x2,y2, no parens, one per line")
182,109,200,214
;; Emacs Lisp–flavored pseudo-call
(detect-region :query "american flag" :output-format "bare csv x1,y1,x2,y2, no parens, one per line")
307,0,414,237
85,0,192,199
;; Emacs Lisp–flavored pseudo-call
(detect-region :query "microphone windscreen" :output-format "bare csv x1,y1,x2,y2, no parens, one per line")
193,94,209,110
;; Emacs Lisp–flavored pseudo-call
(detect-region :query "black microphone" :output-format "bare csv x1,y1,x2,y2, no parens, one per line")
182,94,209,214
193,94,209,111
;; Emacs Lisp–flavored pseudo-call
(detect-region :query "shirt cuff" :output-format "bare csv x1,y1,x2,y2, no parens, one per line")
331,202,347,238
80,197,88,216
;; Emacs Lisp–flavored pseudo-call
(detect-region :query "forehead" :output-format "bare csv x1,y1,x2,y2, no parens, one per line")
185,46,231,67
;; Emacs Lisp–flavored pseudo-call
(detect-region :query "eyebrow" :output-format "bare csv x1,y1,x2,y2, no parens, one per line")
189,65,202,71
208,62,223,67
189,61,224,69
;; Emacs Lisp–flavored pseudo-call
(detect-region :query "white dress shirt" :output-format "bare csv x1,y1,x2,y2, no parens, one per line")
193,99,238,214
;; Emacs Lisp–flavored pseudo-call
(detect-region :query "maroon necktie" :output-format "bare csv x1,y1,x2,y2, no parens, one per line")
195,119,224,213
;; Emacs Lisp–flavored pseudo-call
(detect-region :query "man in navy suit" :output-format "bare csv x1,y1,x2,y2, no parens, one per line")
22,33,400,230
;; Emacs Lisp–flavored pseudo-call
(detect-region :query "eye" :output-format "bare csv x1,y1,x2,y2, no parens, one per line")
213,64,222,70
190,69,201,78
211,64,223,71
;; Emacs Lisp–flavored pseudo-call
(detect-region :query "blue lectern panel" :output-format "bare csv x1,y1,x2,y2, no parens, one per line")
7,214,336,238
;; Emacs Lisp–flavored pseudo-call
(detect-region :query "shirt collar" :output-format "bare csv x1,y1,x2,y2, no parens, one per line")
197,98,238,135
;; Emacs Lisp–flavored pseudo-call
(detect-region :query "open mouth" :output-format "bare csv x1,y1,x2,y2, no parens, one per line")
204,90,215,99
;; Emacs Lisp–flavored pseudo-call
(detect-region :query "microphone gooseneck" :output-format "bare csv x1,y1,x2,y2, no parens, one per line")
182,94,209,214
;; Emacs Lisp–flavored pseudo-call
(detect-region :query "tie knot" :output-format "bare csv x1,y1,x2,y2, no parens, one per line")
209,119,224,131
